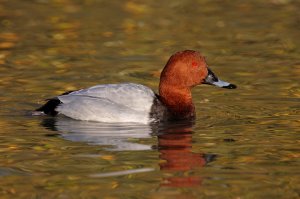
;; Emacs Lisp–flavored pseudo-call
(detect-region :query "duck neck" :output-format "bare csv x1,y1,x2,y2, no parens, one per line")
159,85,195,120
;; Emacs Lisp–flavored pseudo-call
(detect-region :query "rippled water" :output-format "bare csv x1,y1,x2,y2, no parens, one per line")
0,0,299,198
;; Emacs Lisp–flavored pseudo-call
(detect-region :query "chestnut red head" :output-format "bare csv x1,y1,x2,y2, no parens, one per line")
159,50,236,90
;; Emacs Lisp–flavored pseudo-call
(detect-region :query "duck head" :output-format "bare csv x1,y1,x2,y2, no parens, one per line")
158,50,236,120
159,50,236,90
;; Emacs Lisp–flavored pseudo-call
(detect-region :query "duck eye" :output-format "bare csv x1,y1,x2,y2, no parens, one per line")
192,61,198,67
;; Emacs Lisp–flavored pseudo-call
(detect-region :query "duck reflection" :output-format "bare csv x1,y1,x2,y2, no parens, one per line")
41,117,153,151
41,117,216,187
157,123,216,187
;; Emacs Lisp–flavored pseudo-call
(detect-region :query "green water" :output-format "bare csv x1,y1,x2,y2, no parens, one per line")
0,0,299,198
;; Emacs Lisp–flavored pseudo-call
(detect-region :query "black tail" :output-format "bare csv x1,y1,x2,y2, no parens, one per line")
35,90,76,116
35,98,61,116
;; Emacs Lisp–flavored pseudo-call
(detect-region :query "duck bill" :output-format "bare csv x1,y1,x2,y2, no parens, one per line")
203,68,237,89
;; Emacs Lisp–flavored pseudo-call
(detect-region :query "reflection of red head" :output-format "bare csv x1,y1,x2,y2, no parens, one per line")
158,129,207,187
159,133,206,171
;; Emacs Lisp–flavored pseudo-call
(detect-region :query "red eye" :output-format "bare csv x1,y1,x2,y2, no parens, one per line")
192,61,198,67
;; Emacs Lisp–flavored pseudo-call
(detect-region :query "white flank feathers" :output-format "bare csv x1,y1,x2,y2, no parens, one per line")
56,83,156,124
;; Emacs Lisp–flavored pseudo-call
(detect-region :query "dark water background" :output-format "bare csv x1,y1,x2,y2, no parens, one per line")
0,0,299,198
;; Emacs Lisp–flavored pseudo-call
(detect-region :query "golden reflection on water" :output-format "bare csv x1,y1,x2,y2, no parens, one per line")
0,0,300,198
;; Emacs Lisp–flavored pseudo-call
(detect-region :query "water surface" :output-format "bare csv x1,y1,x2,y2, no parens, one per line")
0,0,299,198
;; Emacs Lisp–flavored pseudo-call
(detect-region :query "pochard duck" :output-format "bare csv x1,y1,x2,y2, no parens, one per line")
35,50,236,124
